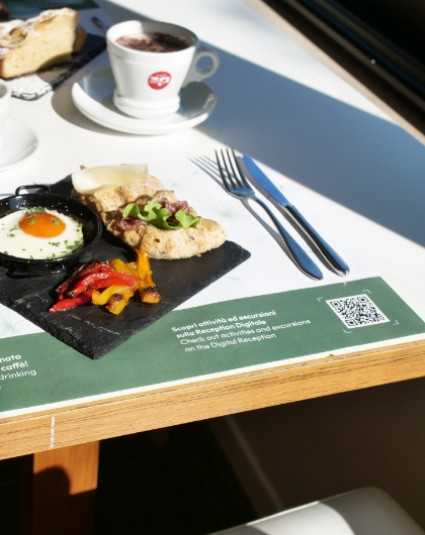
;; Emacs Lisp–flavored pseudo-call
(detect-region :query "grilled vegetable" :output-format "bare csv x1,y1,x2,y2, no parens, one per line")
49,250,160,314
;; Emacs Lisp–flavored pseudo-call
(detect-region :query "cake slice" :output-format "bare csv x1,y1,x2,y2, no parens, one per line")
0,8,86,79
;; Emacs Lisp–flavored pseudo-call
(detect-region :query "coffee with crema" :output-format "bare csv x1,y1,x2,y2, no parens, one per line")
107,19,219,118
116,32,188,53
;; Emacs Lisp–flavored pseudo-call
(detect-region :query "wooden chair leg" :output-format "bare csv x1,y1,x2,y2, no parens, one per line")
20,441,100,535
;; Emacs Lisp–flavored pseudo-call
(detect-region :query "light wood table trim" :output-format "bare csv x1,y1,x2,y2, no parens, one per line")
2,339,425,460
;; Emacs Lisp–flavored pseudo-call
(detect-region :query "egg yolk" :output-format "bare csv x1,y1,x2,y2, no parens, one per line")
19,211,66,238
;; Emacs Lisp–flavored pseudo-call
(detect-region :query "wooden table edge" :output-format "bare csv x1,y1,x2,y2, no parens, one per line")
2,338,425,460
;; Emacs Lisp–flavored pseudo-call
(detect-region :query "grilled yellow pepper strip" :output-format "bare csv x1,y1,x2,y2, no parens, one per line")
136,249,161,303
106,286,137,315
109,258,137,275
92,284,137,306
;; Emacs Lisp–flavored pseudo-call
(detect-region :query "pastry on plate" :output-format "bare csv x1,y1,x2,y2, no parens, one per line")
0,7,86,79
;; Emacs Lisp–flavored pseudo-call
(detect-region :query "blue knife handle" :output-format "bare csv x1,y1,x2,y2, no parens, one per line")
283,204,350,275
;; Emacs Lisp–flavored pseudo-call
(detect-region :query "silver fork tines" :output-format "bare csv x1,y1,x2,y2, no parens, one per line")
215,149,323,280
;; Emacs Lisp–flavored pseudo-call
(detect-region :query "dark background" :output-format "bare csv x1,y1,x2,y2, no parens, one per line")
264,0,425,135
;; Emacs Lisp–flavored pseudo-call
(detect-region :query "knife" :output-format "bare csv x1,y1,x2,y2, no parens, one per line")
243,154,349,275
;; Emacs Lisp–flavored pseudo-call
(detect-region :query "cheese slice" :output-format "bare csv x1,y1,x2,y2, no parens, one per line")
71,164,150,194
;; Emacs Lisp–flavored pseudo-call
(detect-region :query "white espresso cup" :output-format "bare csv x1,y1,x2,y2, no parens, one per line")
106,20,219,119
0,81,11,147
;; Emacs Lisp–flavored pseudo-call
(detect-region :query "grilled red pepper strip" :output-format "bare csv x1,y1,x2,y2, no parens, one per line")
67,271,140,298
55,261,114,299
48,290,93,313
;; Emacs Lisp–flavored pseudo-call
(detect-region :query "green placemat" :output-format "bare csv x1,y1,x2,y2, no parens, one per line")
2,276,425,414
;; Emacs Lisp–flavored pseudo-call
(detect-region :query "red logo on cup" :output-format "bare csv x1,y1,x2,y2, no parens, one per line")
148,71,172,90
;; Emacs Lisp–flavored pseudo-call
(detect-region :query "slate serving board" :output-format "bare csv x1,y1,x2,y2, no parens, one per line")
0,178,250,359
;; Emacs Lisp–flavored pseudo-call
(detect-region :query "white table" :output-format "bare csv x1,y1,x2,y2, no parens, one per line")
4,0,425,321
1,2,425,533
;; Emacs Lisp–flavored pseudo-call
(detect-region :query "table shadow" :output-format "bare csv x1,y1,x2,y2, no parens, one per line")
199,48,425,248
54,6,425,247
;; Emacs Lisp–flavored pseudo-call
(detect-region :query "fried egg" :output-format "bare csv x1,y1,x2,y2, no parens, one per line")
0,208,84,260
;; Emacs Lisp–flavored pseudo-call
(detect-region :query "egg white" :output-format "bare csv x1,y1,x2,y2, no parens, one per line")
0,208,84,260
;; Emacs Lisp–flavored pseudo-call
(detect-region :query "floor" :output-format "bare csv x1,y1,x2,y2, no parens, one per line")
94,422,257,535
0,455,19,534
0,421,257,535
211,376,425,530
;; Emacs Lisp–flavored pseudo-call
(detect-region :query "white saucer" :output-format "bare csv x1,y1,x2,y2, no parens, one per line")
0,118,38,172
72,68,217,135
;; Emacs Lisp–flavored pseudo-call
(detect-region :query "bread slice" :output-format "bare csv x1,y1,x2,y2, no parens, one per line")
74,177,165,214
100,190,227,260
0,8,86,79
71,165,226,260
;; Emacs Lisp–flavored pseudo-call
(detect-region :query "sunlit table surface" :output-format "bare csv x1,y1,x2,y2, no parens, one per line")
3,0,425,320
1,1,425,533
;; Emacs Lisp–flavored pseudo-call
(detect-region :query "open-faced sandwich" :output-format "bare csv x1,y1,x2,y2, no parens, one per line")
71,164,226,260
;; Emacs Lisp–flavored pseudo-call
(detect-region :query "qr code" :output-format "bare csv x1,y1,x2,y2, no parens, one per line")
326,294,390,329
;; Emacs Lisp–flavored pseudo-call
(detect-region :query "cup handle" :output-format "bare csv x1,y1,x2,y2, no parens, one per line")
184,48,220,84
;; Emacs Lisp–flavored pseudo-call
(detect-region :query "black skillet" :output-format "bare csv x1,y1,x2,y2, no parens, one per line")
0,185,102,275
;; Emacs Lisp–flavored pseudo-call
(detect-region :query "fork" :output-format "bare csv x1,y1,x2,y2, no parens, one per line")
215,149,323,280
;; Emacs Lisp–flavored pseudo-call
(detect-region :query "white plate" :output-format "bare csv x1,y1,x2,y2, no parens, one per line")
71,68,217,135
0,118,38,171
